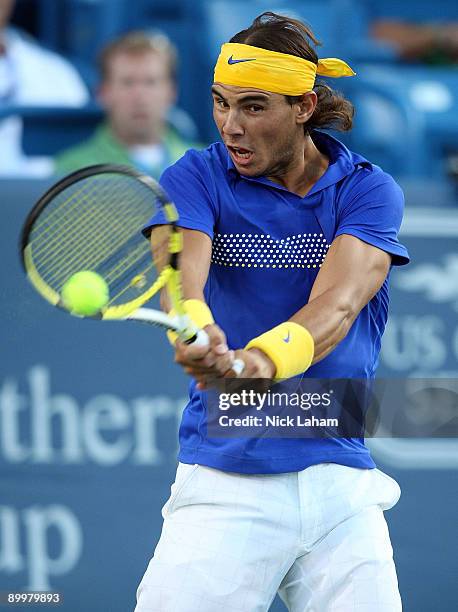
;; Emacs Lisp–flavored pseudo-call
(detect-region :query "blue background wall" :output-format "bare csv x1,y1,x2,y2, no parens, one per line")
2,0,458,608
1,181,457,611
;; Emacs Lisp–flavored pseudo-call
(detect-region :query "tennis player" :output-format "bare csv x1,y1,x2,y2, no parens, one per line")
136,12,409,612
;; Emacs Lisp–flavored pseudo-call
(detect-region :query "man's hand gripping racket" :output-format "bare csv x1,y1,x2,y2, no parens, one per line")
19,164,244,376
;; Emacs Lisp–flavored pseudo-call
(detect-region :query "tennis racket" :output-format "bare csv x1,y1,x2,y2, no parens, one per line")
19,163,244,374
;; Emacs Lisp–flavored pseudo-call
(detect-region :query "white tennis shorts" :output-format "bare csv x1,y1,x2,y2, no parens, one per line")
135,462,402,611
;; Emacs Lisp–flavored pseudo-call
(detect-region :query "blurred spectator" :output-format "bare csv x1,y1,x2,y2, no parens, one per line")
372,20,458,64
372,19,458,184
55,32,198,178
0,0,89,176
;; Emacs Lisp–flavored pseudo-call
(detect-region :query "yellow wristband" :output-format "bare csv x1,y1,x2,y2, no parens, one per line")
167,299,214,345
245,322,314,379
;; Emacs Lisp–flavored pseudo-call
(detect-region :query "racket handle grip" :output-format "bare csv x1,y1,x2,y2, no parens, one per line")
190,328,210,347
189,330,245,376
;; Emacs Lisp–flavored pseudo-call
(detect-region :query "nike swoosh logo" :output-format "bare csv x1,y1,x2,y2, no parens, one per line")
228,55,256,65
283,331,291,343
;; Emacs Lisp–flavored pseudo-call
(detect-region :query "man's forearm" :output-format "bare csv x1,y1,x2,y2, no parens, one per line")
290,287,357,363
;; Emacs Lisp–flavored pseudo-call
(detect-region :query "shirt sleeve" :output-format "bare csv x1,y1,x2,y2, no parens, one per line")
335,169,410,266
142,149,217,239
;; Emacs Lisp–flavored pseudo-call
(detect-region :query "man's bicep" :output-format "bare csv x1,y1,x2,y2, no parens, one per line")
309,234,391,311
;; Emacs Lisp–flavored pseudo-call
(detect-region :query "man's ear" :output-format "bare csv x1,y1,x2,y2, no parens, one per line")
295,91,317,125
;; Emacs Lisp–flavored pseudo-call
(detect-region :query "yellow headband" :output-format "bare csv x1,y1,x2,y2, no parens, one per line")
214,43,355,95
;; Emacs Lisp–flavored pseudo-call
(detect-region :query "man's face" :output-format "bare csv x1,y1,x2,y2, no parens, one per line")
212,83,307,177
99,51,175,142
0,0,15,30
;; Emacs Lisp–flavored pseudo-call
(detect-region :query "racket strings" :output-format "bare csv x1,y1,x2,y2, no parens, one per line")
27,173,172,307
30,179,135,268
30,181,97,255
108,260,155,304
32,182,151,281
103,240,150,284
41,216,146,287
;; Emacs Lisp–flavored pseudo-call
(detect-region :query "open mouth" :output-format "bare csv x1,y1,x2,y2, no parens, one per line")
227,145,254,165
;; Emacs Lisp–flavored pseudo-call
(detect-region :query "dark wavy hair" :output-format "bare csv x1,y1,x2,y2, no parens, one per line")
230,12,354,133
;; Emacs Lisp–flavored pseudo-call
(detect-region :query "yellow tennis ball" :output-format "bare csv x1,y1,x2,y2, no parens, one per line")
61,271,109,316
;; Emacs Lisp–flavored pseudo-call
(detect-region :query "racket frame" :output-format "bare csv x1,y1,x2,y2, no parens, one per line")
20,164,245,371
20,164,197,339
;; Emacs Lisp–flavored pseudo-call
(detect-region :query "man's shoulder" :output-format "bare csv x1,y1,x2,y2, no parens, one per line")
54,142,92,173
8,27,89,106
11,27,71,66
165,141,229,177
10,27,87,82
314,131,397,184
335,157,404,223
54,125,129,173
174,141,227,164
342,157,402,197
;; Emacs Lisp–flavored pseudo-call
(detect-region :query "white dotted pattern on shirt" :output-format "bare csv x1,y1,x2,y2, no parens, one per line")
211,233,330,269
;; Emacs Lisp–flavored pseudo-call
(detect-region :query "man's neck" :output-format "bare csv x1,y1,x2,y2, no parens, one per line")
268,134,329,198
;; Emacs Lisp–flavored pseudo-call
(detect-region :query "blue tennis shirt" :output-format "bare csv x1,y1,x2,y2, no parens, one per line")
145,131,410,474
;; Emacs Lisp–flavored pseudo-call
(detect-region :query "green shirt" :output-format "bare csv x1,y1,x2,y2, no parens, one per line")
54,123,199,179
